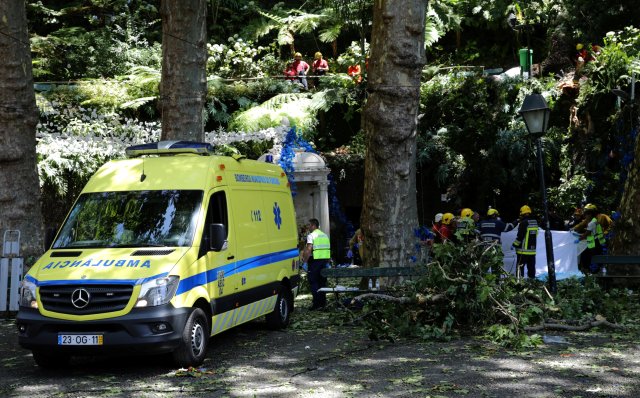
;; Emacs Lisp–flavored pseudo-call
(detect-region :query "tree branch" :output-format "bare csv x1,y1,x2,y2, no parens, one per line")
525,318,626,332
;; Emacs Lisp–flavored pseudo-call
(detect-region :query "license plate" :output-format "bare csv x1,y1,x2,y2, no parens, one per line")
58,334,103,346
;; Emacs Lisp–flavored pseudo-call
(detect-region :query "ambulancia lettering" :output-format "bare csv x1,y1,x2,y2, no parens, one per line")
42,259,152,270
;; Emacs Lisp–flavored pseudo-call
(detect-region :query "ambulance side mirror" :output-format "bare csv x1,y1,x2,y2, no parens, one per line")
209,224,227,251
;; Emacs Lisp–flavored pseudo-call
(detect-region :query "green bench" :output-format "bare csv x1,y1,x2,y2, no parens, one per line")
318,266,426,293
591,255,640,288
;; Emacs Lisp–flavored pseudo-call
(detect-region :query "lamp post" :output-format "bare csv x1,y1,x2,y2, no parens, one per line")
518,93,557,294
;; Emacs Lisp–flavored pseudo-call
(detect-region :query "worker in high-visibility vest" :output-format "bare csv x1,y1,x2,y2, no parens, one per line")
512,205,538,279
578,203,607,273
302,218,331,310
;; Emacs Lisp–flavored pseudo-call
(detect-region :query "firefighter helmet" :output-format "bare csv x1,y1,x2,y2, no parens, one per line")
460,208,474,219
442,213,454,225
520,205,532,216
487,208,499,217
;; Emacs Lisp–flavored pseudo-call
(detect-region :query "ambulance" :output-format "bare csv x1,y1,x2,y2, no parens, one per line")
17,141,301,368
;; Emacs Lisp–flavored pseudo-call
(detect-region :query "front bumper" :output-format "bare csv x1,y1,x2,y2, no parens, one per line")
16,304,190,355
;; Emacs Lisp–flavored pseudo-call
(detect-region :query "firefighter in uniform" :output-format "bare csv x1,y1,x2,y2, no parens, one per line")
302,218,331,310
512,205,538,279
456,208,478,242
478,208,513,275
440,213,456,242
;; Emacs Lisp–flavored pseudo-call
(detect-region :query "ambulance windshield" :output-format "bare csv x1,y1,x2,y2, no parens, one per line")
53,190,203,249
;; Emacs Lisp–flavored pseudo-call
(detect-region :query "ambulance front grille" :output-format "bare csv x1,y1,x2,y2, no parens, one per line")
39,284,134,315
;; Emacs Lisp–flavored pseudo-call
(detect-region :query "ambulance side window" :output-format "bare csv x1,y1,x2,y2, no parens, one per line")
200,191,229,256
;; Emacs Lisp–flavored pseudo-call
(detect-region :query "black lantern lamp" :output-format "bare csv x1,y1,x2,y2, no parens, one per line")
518,93,557,294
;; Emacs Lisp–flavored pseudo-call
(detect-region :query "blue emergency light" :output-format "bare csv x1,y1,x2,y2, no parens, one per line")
125,141,215,158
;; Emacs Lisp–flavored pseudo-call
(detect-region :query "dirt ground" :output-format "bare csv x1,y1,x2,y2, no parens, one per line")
1,293,639,398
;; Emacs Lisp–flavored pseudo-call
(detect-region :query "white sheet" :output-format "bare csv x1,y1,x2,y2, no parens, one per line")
500,228,587,280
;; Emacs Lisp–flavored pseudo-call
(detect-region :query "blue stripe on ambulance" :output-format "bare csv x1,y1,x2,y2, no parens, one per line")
175,247,298,296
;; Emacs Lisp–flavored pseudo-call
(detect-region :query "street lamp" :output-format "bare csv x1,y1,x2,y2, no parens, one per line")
518,93,557,294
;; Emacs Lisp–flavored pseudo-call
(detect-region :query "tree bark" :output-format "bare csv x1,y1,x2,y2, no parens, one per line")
361,1,426,270
160,0,207,141
611,102,640,270
0,0,44,260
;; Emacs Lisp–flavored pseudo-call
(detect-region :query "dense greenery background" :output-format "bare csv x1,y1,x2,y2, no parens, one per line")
27,0,640,233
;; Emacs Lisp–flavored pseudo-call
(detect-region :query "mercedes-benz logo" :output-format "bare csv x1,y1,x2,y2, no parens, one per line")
71,288,91,309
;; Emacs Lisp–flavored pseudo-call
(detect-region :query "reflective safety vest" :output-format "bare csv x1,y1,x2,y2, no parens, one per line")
309,229,331,260
586,217,606,249
513,218,538,255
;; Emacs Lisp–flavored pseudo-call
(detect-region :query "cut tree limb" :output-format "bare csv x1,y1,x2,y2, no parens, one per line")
525,318,625,332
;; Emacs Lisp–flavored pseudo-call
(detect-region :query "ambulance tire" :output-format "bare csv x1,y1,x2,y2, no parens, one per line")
266,286,292,330
33,350,69,368
172,307,209,367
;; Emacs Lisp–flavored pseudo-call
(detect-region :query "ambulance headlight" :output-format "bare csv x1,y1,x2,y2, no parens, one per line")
135,276,180,307
19,280,38,309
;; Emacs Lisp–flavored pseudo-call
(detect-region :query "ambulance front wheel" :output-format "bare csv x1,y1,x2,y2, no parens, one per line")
266,285,292,329
172,307,210,367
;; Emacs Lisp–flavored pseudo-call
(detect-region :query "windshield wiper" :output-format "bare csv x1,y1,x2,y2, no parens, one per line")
109,243,169,248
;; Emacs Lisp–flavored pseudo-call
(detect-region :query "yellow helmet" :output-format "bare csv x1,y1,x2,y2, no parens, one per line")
314,51,322,59
460,208,473,219
584,203,598,212
442,213,454,225
294,52,302,59
520,205,532,216
487,208,499,217
576,43,584,50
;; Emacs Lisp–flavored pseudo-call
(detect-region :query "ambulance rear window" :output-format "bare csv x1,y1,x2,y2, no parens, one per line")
53,190,203,249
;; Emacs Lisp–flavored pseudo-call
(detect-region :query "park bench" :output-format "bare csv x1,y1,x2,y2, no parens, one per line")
591,255,640,288
318,266,427,294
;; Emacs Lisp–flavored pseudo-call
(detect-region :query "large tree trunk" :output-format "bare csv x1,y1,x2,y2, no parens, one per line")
160,0,207,141
361,1,426,269
0,0,44,260
611,104,640,266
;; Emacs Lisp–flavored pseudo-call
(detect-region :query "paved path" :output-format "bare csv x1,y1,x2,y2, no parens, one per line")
1,295,639,397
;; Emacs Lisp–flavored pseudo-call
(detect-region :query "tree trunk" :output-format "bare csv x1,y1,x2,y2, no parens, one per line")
361,1,426,270
160,0,207,141
0,0,44,261
611,103,640,265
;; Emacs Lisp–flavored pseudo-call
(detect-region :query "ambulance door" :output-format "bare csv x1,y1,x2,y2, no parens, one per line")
202,189,238,302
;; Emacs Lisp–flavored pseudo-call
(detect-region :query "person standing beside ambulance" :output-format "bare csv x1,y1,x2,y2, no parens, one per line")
302,218,331,310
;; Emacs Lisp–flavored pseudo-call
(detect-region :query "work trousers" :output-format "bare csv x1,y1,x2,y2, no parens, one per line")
308,259,328,308
517,253,536,279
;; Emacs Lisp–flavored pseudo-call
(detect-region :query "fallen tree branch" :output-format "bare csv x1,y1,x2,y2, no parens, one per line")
352,293,412,304
433,261,470,284
350,292,446,305
489,293,519,327
525,318,626,332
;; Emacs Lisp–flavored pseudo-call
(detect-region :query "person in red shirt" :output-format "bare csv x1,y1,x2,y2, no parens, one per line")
347,64,362,83
311,51,329,88
284,52,309,90
439,213,456,242
431,213,444,243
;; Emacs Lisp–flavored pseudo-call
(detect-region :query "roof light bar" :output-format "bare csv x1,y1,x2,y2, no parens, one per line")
125,141,215,158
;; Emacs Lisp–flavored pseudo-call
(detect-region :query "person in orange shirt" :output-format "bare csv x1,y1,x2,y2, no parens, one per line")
347,64,361,83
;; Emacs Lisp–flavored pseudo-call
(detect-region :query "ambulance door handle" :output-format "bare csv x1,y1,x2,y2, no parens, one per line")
227,255,235,260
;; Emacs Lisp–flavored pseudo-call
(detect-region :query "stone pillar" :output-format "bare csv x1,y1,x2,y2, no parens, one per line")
319,180,330,240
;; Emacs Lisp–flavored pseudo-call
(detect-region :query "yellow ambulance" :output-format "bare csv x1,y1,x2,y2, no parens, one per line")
17,141,301,368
